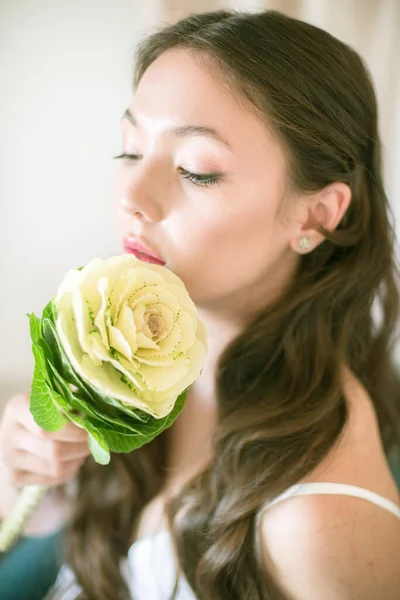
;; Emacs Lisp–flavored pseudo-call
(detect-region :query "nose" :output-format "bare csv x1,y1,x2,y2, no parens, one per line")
117,164,166,223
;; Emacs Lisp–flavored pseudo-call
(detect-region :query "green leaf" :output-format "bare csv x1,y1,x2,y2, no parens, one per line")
87,431,110,465
29,300,189,459
42,299,56,324
30,363,68,432
28,313,42,345
42,320,146,426
31,341,48,379
44,318,151,422
42,319,152,430
36,364,110,466
41,318,143,419
28,314,50,378
97,429,146,453
86,387,151,422
29,312,68,431
99,389,187,453
46,361,141,435
42,318,81,386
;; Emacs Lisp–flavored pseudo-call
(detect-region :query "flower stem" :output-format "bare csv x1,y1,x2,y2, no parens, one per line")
0,485,49,552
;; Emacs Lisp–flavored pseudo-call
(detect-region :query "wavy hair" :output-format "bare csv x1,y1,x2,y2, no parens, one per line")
65,10,400,600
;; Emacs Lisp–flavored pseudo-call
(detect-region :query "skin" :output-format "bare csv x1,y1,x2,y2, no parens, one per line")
115,49,400,598
115,48,350,418
0,392,89,534
0,46,397,597
115,49,350,310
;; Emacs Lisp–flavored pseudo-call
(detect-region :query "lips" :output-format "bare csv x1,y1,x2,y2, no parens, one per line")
122,237,166,266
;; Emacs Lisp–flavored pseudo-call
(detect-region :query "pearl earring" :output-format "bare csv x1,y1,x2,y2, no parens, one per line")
299,236,312,252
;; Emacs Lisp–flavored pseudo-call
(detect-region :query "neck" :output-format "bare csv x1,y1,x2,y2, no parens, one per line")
163,252,300,490
163,310,242,489
193,306,246,401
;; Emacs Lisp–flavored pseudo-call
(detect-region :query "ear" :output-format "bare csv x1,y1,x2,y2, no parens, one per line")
289,182,351,254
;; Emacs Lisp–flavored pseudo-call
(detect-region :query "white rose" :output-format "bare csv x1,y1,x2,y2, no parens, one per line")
54,255,207,418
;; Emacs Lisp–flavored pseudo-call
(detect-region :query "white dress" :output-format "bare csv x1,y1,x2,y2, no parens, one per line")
47,482,400,600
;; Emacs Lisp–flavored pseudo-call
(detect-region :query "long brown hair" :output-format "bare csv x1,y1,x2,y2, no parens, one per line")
66,10,400,599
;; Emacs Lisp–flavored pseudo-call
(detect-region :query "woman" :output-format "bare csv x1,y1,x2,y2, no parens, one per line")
1,8,400,600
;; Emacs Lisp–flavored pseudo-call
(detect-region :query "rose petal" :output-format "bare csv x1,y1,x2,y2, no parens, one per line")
79,354,156,413
137,322,182,361
136,331,159,350
173,310,196,354
143,337,207,400
54,254,208,419
151,303,173,342
116,304,138,354
130,291,161,311
109,325,133,362
109,271,139,323
94,277,110,349
91,335,144,391
55,269,85,307
71,288,102,365
138,358,189,391
132,303,147,331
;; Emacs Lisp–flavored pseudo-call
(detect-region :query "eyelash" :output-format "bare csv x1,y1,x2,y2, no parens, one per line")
113,153,222,187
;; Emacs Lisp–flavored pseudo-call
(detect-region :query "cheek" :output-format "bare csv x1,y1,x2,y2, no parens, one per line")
113,175,132,240
172,201,283,302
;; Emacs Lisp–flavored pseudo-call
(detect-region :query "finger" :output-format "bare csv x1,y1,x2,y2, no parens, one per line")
12,425,54,460
55,441,91,461
18,412,89,444
4,394,36,432
44,422,89,443
16,429,90,463
12,463,83,488
11,470,54,488
14,398,50,436
12,451,87,483
10,395,87,443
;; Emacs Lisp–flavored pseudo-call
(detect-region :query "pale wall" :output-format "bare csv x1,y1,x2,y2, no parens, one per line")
0,0,162,406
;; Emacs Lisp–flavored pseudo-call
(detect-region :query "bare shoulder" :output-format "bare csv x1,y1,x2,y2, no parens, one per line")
259,367,400,600
260,489,400,599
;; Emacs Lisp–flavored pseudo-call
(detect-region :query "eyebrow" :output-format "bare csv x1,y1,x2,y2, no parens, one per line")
122,108,232,150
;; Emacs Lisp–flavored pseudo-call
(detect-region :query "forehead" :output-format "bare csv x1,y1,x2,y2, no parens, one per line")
135,49,240,116
132,49,282,155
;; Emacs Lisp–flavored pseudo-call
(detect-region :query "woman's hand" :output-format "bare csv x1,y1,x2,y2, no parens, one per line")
0,392,90,488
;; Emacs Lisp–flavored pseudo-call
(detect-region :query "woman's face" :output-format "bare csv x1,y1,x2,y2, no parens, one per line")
115,49,301,319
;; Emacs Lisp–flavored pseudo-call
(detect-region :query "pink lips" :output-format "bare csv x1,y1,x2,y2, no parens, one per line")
122,237,166,266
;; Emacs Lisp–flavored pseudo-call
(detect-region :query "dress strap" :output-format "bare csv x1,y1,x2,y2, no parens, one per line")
262,482,400,520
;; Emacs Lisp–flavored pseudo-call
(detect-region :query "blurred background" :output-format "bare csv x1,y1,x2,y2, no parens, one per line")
1,0,399,410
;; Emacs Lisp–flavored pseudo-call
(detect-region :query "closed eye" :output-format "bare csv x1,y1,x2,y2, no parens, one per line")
113,153,141,161
179,168,223,187
113,154,223,187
